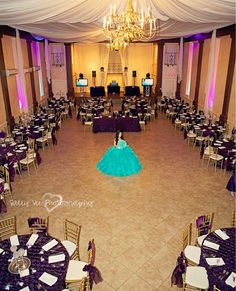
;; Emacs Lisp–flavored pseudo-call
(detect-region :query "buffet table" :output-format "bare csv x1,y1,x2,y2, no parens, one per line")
93,117,141,133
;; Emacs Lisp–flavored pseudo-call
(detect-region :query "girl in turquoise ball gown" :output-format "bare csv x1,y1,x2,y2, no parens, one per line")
96,131,142,176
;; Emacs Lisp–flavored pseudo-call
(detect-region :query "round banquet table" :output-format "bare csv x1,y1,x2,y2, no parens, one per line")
0,234,69,290
200,228,236,291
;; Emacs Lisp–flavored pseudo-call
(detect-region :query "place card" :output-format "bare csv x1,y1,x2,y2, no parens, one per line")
26,233,39,246
20,269,30,278
39,272,58,286
206,257,225,266
42,239,58,251
19,286,30,291
215,229,230,240
10,235,20,246
203,240,220,250
225,272,236,288
48,253,65,263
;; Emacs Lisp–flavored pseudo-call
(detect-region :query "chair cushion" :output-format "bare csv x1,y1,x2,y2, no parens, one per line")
36,137,48,142
197,234,207,246
185,266,209,289
65,260,87,281
210,154,224,161
4,183,10,190
20,158,34,165
61,240,76,256
184,245,201,265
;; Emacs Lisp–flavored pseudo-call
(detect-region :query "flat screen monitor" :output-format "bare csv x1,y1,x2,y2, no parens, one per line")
142,78,154,86
76,79,88,87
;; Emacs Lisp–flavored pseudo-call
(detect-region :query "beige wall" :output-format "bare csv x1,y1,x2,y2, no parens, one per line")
198,38,211,109
2,35,20,118
0,81,7,128
228,63,236,129
127,43,154,88
180,42,189,100
213,35,231,117
189,42,199,101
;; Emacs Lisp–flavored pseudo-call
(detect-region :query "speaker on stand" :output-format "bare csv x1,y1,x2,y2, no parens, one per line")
132,70,136,87
92,71,96,87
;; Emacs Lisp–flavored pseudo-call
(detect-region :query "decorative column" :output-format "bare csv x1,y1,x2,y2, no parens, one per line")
0,35,15,131
156,41,164,96
220,34,235,124
65,43,74,98
176,37,183,99
193,40,204,108
27,40,37,111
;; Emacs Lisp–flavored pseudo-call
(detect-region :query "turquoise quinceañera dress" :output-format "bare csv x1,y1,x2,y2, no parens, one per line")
96,139,142,176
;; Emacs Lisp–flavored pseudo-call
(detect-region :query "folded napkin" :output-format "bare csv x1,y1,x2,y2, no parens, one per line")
206,257,225,266
42,239,58,251
218,146,226,149
0,178,4,183
215,229,230,240
203,240,220,250
48,253,65,264
39,272,58,286
19,287,30,291
10,235,20,246
26,233,39,246
16,150,23,153
20,269,30,278
0,248,4,254
225,272,236,288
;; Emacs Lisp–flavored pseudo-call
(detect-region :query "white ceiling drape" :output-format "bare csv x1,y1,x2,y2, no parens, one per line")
0,0,234,42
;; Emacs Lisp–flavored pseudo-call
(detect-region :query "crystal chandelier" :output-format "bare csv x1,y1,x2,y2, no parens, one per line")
103,0,157,50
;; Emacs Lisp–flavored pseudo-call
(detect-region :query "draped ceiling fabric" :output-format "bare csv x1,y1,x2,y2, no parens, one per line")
0,0,234,43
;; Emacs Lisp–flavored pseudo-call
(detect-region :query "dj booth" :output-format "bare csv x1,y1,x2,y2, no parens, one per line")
107,85,120,94
125,86,140,96
90,86,105,97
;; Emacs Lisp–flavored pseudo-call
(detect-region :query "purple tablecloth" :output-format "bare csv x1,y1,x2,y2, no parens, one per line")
93,117,141,133
200,228,235,291
0,234,69,290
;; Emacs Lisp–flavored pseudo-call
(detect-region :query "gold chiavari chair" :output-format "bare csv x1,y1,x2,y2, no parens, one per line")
196,213,214,246
207,147,224,171
183,223,201,266
65,239,96,291
19,151,37,174
36,130,48,151
213,285,221,291
3,166,12,198
62,219,81,260
0,216,17,241
28,217,49,235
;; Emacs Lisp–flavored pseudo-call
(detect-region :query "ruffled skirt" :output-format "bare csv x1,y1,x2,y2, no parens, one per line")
96,146,142,176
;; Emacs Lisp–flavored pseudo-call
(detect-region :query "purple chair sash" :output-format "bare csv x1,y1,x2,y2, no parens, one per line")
171,252,187,288
82,264,103,289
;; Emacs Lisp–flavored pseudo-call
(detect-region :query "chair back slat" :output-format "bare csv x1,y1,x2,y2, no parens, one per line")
28,216,49,234
0,216,17,241
183,223,192,250
196,213,214,237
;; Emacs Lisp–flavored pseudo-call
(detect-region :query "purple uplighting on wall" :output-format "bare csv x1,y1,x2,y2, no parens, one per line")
16,75,27,110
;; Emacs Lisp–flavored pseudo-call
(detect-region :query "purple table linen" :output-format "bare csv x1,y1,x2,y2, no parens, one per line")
0,234,69,290
200,228,235,291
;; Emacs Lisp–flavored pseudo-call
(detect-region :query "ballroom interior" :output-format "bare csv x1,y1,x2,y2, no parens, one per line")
0,1,235,291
